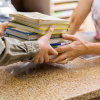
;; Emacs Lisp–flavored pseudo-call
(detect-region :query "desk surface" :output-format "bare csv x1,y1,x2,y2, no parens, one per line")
0,33,100,100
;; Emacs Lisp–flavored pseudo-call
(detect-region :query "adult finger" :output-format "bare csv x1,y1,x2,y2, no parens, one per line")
58,58,69,64
68,56,78,61
62,34,79,41
57,56,77,64
55,44,72,52
50,52,68,63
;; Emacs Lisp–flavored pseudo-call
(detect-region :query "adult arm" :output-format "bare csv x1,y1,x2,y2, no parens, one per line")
50,34,100,64
68,0,93,35
49,0,94,64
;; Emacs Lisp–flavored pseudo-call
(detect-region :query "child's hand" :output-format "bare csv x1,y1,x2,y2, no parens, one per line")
34,25,58,64
0,22,9,37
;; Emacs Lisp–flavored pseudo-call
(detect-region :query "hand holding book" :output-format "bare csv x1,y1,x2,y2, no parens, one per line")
8,12,70,64
33,25,58,64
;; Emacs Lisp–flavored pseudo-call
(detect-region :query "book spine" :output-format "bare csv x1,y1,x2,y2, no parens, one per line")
50,41,71,46
6,27,37,35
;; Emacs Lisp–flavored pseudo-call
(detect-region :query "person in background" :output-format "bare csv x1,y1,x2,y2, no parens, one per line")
50,0,100,64
0,22,57,66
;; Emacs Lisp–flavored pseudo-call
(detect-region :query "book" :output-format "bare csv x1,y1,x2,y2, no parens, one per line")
7,12,70,61
6,27,67,40
52,10,73,18
8,21,68,35
53,2,78,11
50,41,71,46
8,34,66,44
53,0,79,3
49,55,58,59
9,12,69,24
6,27,40,40
12,18,69,30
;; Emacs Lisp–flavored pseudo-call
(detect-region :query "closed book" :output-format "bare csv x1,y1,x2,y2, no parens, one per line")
49,55,58,59
12,18,69,30
50,41,71,46
8,34,38,41
53,2,78,11
53,10,73,18
9,12,69,24
9,21,68,35
53,0,79,3
6,27,65,40
6,27,39,40
8,34,66,44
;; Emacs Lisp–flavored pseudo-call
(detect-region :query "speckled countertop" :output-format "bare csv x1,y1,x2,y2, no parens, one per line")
0,33,100,100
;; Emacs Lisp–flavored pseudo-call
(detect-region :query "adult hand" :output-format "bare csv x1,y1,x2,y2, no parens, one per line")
34,25,58,64
50,34,91,64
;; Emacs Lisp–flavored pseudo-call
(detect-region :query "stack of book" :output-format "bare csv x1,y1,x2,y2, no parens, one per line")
6,12,70,59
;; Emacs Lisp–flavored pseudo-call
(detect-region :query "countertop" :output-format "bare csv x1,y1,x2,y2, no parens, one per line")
0,33,100,100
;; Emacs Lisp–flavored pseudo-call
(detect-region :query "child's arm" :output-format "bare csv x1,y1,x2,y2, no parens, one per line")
0,23,57,66
34,25,58,64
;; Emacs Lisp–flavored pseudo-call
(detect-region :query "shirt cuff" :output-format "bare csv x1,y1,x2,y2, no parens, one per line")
20,41,40,62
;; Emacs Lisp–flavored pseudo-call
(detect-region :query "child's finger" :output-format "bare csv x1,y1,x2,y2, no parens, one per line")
39,56,44,64
49,46,58,55
44,54,49,63
34,57,39,64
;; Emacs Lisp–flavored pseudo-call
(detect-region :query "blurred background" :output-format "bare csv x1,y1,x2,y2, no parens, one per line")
0,0,95,32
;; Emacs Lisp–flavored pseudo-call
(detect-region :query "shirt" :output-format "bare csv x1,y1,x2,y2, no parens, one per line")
0,37,40,66
91,0,100,40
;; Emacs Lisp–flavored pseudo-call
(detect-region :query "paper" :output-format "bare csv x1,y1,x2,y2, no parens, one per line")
79,55,100,60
